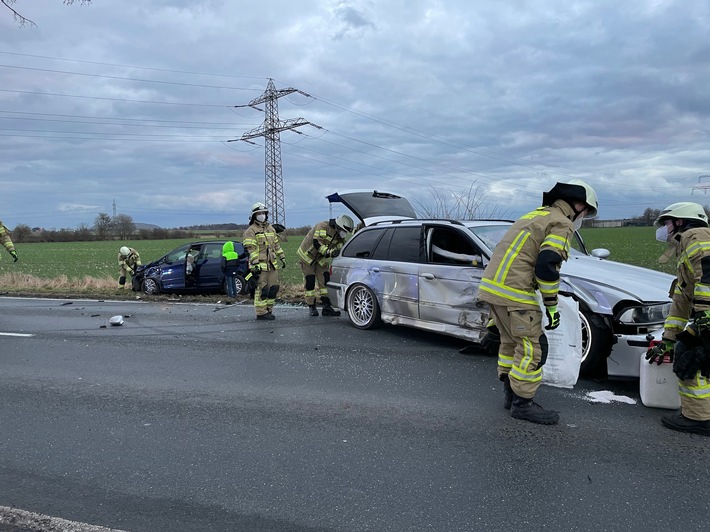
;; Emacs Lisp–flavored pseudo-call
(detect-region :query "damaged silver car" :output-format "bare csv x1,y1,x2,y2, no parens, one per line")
326,190,674,378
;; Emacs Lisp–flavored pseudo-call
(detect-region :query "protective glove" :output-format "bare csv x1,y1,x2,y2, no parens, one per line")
331,248,340,258
693,310,710,333
250,264,261,275
544,305,560,330
280,258,286,269
481,318,501,356
10,250,18,262
645,339,675,365
673,340,705,380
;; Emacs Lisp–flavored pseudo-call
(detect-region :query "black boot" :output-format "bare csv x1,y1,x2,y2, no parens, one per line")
309,305,319,317
320,297,341,317
510,393,559,425
502,375,513,410
661,411,710,436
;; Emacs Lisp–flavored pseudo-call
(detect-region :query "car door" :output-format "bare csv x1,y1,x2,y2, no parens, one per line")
418,225,488,334
193,242,223,290
158,243,191,291
374,226,422,319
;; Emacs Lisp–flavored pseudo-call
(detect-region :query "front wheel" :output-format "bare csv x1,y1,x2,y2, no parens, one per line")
346,284,381,330
141,277,160,295
579,309,613,378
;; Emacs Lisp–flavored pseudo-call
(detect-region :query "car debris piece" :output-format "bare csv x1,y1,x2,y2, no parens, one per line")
109,315,124,326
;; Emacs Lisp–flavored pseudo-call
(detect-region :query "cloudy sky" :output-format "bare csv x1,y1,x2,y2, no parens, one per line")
1,0,709,230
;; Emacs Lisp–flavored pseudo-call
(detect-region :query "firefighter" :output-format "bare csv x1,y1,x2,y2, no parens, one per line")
243,202,286,320
645,202,710,436
297,215,354,316
0,220,18,263
117,246,141,289
477,179,598,425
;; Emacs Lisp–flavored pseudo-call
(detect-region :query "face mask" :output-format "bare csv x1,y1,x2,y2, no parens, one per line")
256,214,266,223
339,230,347,239
656,225,669,242
573,216,583,231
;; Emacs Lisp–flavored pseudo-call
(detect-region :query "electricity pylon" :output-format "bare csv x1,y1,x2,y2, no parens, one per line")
230,79,317,228
691,175,710,195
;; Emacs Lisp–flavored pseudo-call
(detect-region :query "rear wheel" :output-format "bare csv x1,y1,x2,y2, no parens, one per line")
579,308,613,378
141,277,160,295
346,284,381,329
234,275,247,295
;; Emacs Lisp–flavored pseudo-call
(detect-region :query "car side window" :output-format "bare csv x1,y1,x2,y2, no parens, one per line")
387,227,422,263
342,229,385,258
165,244,190,263
427,227,483,267
203,243,222,260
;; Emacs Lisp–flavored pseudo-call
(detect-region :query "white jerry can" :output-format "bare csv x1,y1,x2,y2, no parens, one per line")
639,350,681,409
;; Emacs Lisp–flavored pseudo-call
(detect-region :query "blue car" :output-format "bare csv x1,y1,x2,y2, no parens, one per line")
132,240,250,296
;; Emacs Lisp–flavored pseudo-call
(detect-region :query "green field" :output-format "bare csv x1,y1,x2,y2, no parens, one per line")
0,226,676,290
0,236,306,286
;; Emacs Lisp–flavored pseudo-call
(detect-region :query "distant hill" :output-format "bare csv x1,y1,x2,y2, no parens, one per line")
135,222,161,230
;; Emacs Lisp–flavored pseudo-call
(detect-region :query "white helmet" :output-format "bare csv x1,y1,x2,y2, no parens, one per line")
119,246,131,257
655,202,709,228
251,202,268,214
335,214,355,233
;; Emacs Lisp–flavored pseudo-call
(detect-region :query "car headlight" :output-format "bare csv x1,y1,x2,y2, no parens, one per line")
617,303,671,325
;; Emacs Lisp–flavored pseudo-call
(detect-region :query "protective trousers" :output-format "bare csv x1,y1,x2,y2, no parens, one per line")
254,268,279,317
489,305,546,399
300,260,329,306
679,373,710,421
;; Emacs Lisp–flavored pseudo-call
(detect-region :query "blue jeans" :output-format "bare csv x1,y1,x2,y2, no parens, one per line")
224,272,237,298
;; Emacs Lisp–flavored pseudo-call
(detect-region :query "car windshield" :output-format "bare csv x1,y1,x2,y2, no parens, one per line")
467,223,587,256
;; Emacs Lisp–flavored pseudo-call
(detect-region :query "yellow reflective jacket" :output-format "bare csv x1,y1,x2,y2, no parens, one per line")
117,248,142,273
297,221,345,267
243,221,285,270
0,221,15,261
478,200,574,309
663,226,710,340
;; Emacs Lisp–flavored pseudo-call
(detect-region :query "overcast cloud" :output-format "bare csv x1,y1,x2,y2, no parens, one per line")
1,0,709,229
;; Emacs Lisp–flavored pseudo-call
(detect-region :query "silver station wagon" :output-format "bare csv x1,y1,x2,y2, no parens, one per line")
326,190,674,378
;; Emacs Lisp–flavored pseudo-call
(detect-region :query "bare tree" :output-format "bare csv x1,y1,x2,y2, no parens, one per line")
11,223,31,243
113,213,136,240
93,212,113,240
413,183,507,220
2,0,91,27
75,222,93,241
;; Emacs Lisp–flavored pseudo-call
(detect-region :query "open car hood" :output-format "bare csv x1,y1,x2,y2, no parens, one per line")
326,190,416,226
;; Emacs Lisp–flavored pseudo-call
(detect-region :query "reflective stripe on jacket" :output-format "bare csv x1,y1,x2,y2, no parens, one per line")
297,221,344,267
478,200,574,309
243,221,285,270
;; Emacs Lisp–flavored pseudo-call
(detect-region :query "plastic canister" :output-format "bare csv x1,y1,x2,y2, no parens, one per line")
639,348,681,409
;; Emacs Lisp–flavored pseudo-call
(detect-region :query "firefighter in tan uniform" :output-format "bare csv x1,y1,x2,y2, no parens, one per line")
297,215,354,317
646,202,710,436
243,202,286,321
0,220,19,263
478,180,598,425
117,246,141,289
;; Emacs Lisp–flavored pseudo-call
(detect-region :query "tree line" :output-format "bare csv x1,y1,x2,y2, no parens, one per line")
9,212,313,243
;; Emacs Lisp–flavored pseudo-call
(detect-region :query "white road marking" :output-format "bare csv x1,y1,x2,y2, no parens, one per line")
0,332,34,337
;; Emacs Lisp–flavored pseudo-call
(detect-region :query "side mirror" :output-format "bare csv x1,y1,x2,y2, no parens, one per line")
591,248,610,259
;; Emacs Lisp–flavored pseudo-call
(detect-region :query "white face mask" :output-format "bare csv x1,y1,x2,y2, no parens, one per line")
256,214,266,223
656,225,670,242
573,216,584,231
339,230,347,239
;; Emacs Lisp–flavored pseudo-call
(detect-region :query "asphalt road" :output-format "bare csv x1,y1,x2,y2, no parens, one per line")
0,296,707,532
